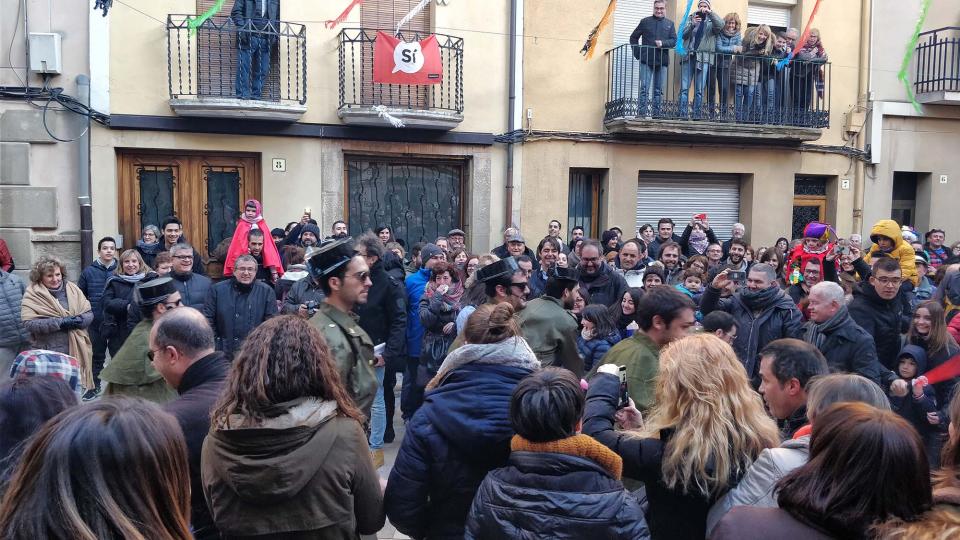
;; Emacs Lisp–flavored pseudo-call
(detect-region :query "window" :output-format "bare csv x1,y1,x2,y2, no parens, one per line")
568,169,605,240
892,172,919,228
747,2,792,34
792,176,827,240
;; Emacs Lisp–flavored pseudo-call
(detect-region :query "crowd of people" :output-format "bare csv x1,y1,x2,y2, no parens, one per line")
1,199,960,539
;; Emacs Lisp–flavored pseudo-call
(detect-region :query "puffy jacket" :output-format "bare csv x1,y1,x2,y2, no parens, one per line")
202,279,277,359
280,276,324,314
0,270,29,348
700,285,804,379
848,283,907,371
465,450,650,539
170,271,212,310
715,31,742,68
100,276,137,343
577,331,622,373
949,316,960,347
865,219,920,286
385,363,534,540
629,15,677,67
357,259,407,361
77,259,118,322
578,263,628,308
405,268,431,357
732,43,768,86
706,436,810,535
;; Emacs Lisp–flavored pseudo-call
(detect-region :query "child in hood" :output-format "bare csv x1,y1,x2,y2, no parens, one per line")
784,221,835,283
224,199,284,282
864,219,919,286
889,345,940,462
577,304,622,373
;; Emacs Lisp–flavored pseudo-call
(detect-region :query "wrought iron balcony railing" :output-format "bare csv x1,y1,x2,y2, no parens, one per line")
915,27,960,96
166,14,307,105
338,28,464,115
605,44,830,129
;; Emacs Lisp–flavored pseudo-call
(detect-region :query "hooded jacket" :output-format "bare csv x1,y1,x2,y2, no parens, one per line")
865,219,920,286
890,344,938,436
385,358,536,540
201,398,384,539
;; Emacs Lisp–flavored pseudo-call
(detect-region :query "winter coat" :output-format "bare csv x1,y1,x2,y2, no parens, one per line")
700,285,804,379
848,282,907,371
678,225,719,257
679,10,723,66
309,303,378,417
0,239,13,272
519,296,583,376
800,315,885,387
21,282,93,356
715,31,742,68
0,270,29,348
528,268,548,300
711,506,833,540
100,319,178,403
202,279,277,359
405,268,431,358
911,336,960,428
593,332,660,411
584,373,735,540
578,263,628,308
275,265,308,304
280,276,324,314
648,234,682,260
163,352,229,540
357,259,407,362
385,362,535,540
464,443,650,539
100,276,138,343
706,436,810,535
577,331,622,373
629,15,677,67
169,271,212,310
732,43,768,86
202,398,385,539
77,259,118,322
865,219,920,286
419,289,461,376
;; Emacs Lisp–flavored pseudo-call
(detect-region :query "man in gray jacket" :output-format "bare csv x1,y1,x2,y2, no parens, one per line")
629,0,677,117
0,268,29,376
678,0,723,118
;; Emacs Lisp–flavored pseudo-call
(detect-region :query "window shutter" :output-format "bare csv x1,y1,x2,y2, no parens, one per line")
361,0,431,33
747,4,792,29
614,0,655,46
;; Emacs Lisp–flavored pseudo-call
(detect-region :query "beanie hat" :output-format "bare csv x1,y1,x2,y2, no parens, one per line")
271,227,285,238
301,223,321,239
420,243,444,263
698,0,711,8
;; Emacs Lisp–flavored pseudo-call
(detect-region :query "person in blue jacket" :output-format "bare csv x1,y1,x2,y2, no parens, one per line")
577,304,622,373
403,243,447,419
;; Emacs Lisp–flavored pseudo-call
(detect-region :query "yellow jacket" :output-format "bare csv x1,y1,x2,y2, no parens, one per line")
865,219,919,286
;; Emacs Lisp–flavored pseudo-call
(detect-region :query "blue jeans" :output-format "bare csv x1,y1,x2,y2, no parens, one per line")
679,60,710,118
236,33,272,99
735,84,755,122
369,365,386,450
639,63,667,117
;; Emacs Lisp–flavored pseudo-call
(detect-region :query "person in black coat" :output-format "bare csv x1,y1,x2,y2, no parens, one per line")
150,307,229,540
466,368,649,539
577,241,628,308
202,255,277,359
100,249,152,354
169,243,212,309
848,257,910,371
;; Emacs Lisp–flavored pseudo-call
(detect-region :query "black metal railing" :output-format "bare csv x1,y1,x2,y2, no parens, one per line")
605,44,830,128
167,14,307,104
338,28,464,114
915,27,960,95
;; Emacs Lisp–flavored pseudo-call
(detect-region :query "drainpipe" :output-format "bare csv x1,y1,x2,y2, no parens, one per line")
852,0,871,234
77,74,93,269
22,0,30,94
505,0,521,228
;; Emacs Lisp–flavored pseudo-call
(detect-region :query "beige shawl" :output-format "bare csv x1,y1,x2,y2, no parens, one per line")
20,282,94,389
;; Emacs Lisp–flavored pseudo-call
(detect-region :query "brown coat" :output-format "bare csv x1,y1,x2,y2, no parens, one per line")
710,506,833,540
201,398,384,539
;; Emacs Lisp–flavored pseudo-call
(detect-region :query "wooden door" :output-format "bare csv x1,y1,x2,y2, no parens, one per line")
117,151,261,276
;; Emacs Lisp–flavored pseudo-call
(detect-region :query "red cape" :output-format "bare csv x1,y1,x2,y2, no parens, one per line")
224,219,284,277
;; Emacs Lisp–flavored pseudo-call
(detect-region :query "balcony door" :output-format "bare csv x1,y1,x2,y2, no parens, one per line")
195,0,280,99
360,0,431,109
117,151,261,276
568,169,605,240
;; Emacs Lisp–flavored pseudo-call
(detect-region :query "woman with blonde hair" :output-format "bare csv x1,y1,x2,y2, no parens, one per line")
19,257,94,391
584,333,778,539
733,24,774,122
100,249,152,357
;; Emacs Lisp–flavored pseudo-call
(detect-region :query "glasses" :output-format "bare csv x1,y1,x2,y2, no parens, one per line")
162,299,183,310
236,267,257,274
147,347,165,361
875,276,902,286
510,282,529,290
173,255,193,261
347,271,370,281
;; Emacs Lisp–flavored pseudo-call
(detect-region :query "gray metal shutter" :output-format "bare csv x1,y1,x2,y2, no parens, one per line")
747,4,792,29
636,173,741,240
614,0,655,46
611,0,654,108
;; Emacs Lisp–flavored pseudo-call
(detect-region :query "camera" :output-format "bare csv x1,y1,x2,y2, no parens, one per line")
618,366,630,409
303,301,320,316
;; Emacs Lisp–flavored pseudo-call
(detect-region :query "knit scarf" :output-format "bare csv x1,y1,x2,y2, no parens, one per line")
804,305,852,349
115,272,146,284
689,229,709,255
427,336,540,390
20,282,94,389
423,280,465,312
136,240,162,255
511,434,623,480
740,285,781,311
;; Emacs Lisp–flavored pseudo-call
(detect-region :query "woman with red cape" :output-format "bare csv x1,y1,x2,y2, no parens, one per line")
224,199,284,282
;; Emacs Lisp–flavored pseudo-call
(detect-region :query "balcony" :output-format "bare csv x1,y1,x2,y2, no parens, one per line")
166,14,307,121
604,44,830,143
338,29,464,130
915,27,960,105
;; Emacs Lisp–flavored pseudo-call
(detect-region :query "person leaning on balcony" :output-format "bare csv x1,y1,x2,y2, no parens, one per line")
678,1,722,119
629,0,677,117
231,0,280,100
714,13,742,115
733,25,774,123
793,28,828,118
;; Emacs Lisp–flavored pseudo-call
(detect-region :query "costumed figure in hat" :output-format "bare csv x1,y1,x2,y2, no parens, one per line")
224,199,284,283
784,222,836,285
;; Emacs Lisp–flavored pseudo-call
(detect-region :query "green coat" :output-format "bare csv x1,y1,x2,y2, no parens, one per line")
594,332,661,411
100,319,177,404
518,296,583,377
310,303,378,417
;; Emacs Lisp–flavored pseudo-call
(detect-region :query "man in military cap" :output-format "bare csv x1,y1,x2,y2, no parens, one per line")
99,277,181,403
475,256,529,310
518,266,583,376
306,238,379,418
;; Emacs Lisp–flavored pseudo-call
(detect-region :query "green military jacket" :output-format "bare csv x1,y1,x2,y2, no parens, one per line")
100,319,177,404
594,331,661,412
310,302,378,417
518,296,583,377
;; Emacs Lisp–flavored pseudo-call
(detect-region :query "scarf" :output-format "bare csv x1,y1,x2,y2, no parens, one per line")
805,305,852,349
240,198,264,225
423,280,465,311
740,285,781,311
689,229,709,255
427,336,540,390
20,282,94,389
136,239,162,255
511,434,623,480
115,272,146,284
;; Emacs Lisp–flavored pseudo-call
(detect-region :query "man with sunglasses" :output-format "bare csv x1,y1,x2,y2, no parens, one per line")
99,276,182,403
307,238,379,418
202,255,278,360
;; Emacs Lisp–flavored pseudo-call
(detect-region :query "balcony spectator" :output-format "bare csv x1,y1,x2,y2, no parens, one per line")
715,13,742,119
629,0,677,118
767,33,792,122
734,25,774,123
232,0,279,100
678,1,722,119
793,28,828,122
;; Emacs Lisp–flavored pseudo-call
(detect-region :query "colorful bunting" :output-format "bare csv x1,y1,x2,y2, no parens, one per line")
674,0,696,56
325,0,363,30
776,0,824,71
581,0,617,60
187,0,226,34
898,0,932,113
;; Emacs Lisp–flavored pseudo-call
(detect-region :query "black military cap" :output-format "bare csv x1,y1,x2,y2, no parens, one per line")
475,257,521,284
307,237,355,280
549,265,579,283
137,277,177,307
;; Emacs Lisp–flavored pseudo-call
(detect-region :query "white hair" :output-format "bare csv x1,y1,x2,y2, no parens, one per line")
810,281,845,305
733,223,746,231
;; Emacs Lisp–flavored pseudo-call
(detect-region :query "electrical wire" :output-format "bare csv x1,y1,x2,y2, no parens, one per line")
6,0,27,86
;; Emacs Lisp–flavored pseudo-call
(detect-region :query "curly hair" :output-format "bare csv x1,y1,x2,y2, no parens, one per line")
29,256,66,285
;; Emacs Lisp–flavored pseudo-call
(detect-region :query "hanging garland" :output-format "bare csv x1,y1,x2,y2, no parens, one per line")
898,0,932,113
373,105,406,128
325,0,364,29
775,0,824,71
581,0,617,60
673,0,696,56
396,0,432,36
187,0,227,34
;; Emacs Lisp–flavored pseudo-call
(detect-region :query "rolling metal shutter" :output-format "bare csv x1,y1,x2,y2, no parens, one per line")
614,0,655,46
636,173,741,239
611,1,654,107
747,4,792,29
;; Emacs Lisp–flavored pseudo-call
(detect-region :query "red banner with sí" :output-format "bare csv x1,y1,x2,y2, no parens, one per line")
373,31,443,85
